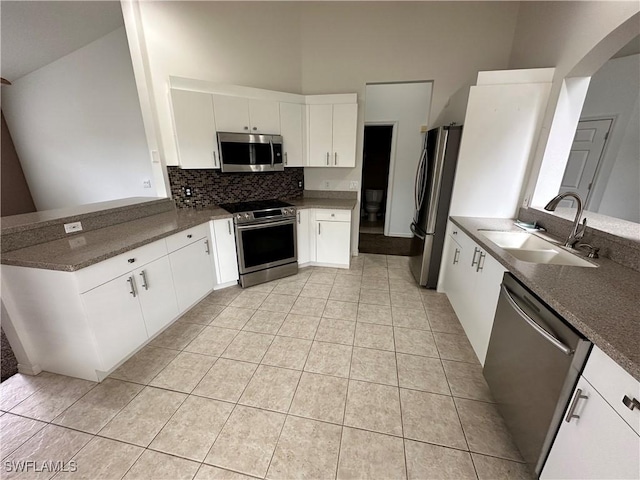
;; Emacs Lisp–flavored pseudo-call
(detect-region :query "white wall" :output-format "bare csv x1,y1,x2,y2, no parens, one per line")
598,91,640,222
580,54,640,215
2,27,155,211
364,82,432,237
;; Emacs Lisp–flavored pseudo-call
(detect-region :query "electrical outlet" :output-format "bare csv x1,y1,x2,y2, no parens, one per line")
298,180,303,188
184,186,193,197
349,181,359,190
522,195,531,208
324,181,331,189
64,221,83,234
143,179,152,188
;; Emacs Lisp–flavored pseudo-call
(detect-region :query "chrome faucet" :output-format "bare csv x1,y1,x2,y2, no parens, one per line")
544,192,587,248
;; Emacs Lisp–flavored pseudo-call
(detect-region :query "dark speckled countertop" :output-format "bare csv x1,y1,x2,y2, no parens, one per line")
1,208,232,272
451,216,640,381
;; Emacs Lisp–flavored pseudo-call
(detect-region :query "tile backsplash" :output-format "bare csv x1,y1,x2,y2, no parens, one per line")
168,167,304,208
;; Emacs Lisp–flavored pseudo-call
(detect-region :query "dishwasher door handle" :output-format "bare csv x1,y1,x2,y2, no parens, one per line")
500,284,574,356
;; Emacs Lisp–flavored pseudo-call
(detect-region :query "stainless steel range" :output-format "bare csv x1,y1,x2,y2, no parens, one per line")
220,199,298,287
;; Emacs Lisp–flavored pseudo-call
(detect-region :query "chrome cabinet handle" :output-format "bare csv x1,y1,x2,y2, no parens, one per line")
127,276,137,297
622,395,640,411
228,220,232,235
297,212,301,224
476,251,486,272
128,258,135,264
501,285,573,355
139,270,149,290
565,388,588,422
318,223,321,235
244,126,249,130
453,230,458,235
187,234,192,239
213,150,218,167
453,248,460,265
205,239,210,255
326,152,330,166
471,247,480,267
334,152,337,165
284,152,288,165
252,126,257,131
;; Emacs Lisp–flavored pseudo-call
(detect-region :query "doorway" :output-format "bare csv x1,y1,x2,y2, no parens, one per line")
360,125,393,235
560,118,613,208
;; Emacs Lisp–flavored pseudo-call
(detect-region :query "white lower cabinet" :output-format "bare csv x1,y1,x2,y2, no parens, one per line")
542,376,640,479
296,209,311,265
168,237,214,312
81,272,149,372
542,346,640,479
314,209,351,267
440,221,506,365
211,218,239,286
134,256,180,338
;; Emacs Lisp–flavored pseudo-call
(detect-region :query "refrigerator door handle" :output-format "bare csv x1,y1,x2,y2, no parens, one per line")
410,223,426,240
424,129,448,234
414,147,427,214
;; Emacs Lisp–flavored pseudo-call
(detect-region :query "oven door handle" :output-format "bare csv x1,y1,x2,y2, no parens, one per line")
236,218,295,231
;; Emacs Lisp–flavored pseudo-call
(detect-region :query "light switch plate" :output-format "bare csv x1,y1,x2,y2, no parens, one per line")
64,221,83,234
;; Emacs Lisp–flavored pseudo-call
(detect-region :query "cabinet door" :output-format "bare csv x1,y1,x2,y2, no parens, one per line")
136,256,180,337
332,103,357,167
170,90,219,169
212,219,239,285
213,95,250,133
542,376,640,479
280,102,304,167
442,235,466,319
296,209,311,265
469,250,506,365
169,238,215,311
249,99,280,134
316,220,351,266
308,104,333,167
81,273,148,371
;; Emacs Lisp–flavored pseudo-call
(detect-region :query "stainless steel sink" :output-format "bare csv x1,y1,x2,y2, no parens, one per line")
480,231,597,268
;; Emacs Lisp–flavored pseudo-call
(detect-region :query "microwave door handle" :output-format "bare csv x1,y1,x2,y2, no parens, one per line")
270,139,275,168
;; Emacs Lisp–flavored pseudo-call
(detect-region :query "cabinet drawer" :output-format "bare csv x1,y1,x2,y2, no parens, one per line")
315,209,351,222
76,240,168,293
583,345,640,435
165,223,210,253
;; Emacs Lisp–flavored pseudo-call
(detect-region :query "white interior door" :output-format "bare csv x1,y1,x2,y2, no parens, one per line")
560,118,612,208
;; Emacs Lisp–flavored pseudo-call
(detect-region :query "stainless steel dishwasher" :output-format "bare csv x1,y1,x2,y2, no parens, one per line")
484,273,592,476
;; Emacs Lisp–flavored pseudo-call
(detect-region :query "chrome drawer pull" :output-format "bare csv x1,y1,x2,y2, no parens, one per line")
453,248,460,265
622,395,640,411
205,239,210,255
127,276,137,297
471,247,480,267
187,234,193,239
565,388,588,423
128,258,135,264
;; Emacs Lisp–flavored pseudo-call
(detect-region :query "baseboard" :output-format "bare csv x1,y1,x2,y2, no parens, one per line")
17,363,42,376
214,280,239,290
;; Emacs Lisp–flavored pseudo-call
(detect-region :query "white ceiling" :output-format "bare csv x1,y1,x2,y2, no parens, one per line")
1,1,124,81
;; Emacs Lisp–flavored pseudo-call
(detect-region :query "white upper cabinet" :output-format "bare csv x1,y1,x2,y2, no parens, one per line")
308,103,357,168
332,103,358,167
280,102,305,167
170,89,219,169
213,95,280,134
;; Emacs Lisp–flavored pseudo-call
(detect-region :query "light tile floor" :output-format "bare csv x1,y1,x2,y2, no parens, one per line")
0,254,534,480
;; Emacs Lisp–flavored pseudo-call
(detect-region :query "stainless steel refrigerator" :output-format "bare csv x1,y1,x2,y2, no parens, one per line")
409,125,463,288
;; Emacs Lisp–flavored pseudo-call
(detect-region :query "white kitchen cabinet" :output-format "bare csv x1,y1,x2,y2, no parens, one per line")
541,375,640,479
81,272,149,372
134,256,180,338
170,89,219,169
314,209,351,267
308,103,357,168
169,237,215,312
213,95,280,134
211,218,239,286
441,222,506,364
296,209,311,265
280,102,305,167
449,70,552,218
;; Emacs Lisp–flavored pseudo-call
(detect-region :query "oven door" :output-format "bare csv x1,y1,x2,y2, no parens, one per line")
235,217,297,274
218,133,284,173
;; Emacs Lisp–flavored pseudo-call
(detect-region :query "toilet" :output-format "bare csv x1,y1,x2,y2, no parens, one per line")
364,189,384,222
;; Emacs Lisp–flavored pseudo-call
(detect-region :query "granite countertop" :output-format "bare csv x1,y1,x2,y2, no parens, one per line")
286,197,357,210
1,208,232,272
451,216,640,381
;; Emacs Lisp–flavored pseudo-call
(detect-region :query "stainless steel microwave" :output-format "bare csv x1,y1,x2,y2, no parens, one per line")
217,132,284,173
